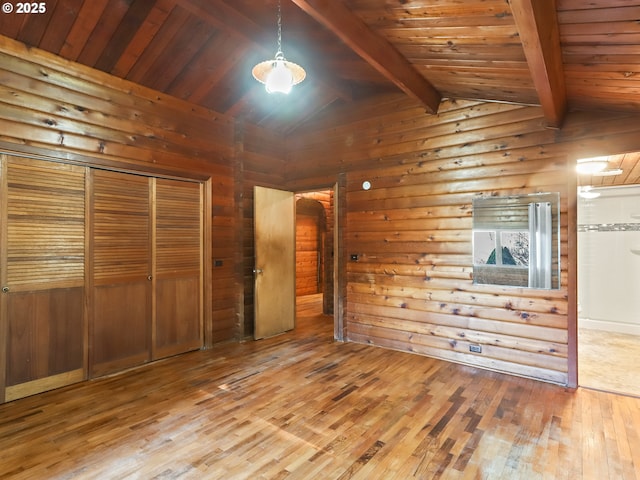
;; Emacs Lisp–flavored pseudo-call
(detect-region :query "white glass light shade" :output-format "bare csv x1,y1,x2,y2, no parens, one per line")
252,55,306,95
576,156,608,174
266,60,294,94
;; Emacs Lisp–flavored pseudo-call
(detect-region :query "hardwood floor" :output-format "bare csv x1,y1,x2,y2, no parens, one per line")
579,327,640,398
1,296,640,479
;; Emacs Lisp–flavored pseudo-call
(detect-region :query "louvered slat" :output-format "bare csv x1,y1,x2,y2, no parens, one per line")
155,179,201,275
6,157,85,290
92,170,150,283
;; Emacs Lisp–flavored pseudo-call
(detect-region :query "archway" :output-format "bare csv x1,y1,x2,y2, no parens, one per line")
295,191,334,315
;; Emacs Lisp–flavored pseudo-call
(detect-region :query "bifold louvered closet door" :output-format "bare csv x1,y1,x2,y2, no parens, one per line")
0,155,203,402
154,179,202,360
90,169,152,377
1,156,86,402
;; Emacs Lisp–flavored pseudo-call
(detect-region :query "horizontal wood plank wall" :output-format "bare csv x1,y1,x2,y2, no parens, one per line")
295,215,320,296
285,94,640,386
210,160,238,343
0,36,239,345
240,123,287,338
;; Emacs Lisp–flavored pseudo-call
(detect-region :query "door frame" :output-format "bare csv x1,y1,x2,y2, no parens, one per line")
334,175,347,341
292,175,346,341
571,149,640,389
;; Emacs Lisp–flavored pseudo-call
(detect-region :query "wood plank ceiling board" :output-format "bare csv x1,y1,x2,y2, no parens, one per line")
291,0,442,114
558,0,640,115
578,151,640,188
341,0,537,107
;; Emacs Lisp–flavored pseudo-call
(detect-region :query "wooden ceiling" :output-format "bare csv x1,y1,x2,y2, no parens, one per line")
1,0,640,185
1,0,640,133
578,151,640,188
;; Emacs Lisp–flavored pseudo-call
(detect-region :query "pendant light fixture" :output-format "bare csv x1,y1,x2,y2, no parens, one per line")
252,0,306,94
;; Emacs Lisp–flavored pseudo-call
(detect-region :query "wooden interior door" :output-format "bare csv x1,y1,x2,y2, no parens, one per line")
254,186,295,339
90,169,151,377
1,156,86,402
153,178,202,359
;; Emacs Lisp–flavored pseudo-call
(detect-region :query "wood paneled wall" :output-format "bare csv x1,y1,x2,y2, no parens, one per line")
0,36,241,346
296,214,321,296
5,33,640,389
285,93,640,386
0,35,292,346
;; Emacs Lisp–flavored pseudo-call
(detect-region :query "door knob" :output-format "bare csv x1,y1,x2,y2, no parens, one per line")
253,268,263,275
1,286,9,293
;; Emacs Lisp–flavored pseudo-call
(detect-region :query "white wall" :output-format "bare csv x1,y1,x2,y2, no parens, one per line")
578,185,640,334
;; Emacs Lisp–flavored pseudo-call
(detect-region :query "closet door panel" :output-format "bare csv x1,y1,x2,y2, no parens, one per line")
92,283,149,376
155,277,200,358
90,170,151,377
2,156,86,401
5,289,84,399
153,179,202,359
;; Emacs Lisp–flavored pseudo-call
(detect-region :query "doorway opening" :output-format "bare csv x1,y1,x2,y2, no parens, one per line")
295,189,334,319
577,152,640,397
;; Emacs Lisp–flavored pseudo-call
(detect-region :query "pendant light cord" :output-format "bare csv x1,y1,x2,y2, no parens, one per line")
251,0,305,91
276,0,283,56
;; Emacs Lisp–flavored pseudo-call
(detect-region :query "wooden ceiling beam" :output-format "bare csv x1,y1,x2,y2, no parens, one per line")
290,0,442,114
509,0,567,128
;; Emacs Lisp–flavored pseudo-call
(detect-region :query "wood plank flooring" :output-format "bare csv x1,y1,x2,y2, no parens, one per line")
579,327,640,397
1,295,640,479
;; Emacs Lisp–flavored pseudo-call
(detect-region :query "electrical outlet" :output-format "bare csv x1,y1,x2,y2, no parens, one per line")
469,344,482,353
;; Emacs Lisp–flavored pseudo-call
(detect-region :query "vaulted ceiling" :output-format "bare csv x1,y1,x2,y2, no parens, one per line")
1,0,639,137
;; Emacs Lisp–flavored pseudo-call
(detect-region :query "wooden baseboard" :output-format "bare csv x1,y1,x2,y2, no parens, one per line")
4,369,84,402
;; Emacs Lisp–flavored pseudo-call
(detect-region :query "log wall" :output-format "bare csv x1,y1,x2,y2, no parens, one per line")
5,34,640,388
296,213,320,296
0,36,291,344
0,36,243,346
285,94,640,386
